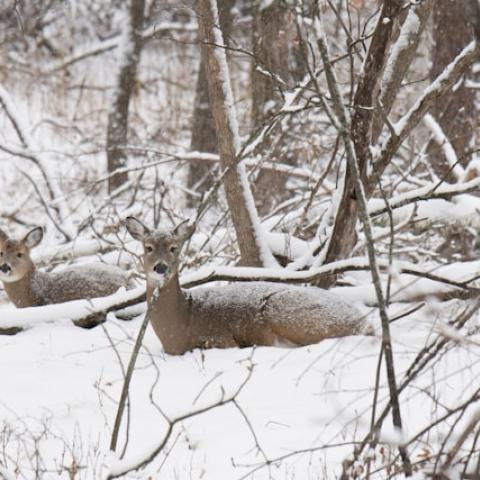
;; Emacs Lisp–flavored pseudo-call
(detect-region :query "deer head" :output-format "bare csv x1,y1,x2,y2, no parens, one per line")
125,217,192,288
0,227,43,282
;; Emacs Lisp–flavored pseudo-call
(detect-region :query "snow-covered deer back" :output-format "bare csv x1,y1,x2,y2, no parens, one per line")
0,227,131,308
126,217,371,355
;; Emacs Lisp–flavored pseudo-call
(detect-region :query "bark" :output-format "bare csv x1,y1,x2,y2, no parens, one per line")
372,0,432,142
251,0,305,215
466,0,480,41
251,0,297,125
195,0,275,267
320,0,404,275
106,0,145,193
316,18,413,474
370,41,477,190
426,0,476,181
187,0,234,203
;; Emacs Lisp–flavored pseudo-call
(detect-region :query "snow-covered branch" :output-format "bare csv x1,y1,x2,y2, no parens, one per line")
0,287,146,334
371,41,478,189
373,0,432,140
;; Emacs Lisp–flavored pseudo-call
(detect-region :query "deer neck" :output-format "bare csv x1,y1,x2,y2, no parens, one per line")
147,273,191,354
3,264,41,308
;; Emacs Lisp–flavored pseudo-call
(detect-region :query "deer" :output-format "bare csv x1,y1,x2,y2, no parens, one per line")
125,217,372,355
0,226,132,308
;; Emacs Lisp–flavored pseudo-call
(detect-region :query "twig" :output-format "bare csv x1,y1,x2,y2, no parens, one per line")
107,359,254,478
315,10,412,476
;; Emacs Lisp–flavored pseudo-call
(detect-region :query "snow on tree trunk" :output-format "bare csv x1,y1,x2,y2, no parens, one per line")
187,0,234,206
372,0,432,142
106,0,145,193
195,0,277,268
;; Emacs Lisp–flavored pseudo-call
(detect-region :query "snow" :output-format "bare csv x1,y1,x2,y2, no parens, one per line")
368,178,480,227
0,286,144,330
1,297,478,479
423,113,465,180
388,41,476,141
382,6,421,91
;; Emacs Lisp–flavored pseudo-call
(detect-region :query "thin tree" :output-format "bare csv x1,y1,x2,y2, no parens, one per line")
187,0,234,205
106,0,145,193
195,0,276,267
251,0,305,214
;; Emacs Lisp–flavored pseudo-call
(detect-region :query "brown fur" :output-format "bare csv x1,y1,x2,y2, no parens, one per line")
0,227,130,307
126,217,371,355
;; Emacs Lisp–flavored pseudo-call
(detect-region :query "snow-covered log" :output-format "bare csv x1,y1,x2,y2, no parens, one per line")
0,287,146,335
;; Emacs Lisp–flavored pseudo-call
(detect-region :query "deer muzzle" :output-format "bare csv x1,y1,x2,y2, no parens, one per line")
153,262,168,275
0,264,11,274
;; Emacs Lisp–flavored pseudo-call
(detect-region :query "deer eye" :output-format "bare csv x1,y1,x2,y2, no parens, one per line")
0,252,3,256
169,245,177,253
145,245,153,254
17,252,23,258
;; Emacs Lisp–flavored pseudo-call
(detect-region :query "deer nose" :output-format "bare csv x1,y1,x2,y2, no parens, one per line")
0,263,11,274
153,262,168,275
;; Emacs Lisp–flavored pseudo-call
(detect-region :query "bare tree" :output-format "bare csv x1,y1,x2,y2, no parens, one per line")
106,0,145,193
196,0,276,267
187,0,234,204
251,0,305,214
319,0,405,273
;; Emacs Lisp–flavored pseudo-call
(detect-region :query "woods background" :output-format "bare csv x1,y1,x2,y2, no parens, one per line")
1,0,480,479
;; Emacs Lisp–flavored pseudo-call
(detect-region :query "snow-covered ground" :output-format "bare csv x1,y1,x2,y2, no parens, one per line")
0,290,478,479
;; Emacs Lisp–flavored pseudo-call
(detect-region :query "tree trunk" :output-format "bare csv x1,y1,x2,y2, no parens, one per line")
251,0,305,215
195,0,276,267
372,0,432,142
187,0,234,204
106,0,145,193
427,0,476,182
320,0,404,275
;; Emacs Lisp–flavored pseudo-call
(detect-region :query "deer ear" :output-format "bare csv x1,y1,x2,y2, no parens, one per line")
125,217,150,241
23,227,43,249
0,228,8,243
173,219,193,241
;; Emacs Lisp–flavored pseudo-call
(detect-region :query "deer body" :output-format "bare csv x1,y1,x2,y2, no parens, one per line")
127,217,370,355
148,276,366,355
0,227,130,308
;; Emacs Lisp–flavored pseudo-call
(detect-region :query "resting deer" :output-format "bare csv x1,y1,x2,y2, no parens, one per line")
126,217,371,355
0,227,131,308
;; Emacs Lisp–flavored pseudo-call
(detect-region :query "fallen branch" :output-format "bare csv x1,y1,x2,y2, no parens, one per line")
370,41,478,190
369,176,480,218
0,287,146,335
181,257,480,293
